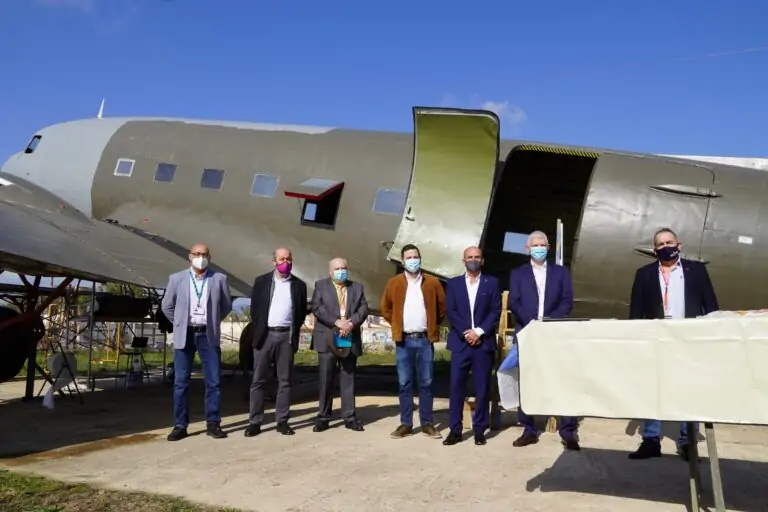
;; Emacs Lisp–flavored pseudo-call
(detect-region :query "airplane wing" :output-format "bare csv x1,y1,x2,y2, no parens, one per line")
0,172,251,297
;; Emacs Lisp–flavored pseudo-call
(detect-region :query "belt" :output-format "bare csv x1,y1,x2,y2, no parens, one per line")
188,325,207,332
404,331,427,337
268,326,290,332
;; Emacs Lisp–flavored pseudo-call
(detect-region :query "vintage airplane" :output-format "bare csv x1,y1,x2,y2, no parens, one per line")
1,106,767,379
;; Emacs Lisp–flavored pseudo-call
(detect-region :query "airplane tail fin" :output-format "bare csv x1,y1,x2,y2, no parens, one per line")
97,98,105,119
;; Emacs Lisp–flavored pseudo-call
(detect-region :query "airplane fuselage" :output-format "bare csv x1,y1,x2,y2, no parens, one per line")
2,108,768,319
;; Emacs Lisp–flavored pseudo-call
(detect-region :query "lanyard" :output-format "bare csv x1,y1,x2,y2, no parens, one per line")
190,271,208,307
660,266,671,314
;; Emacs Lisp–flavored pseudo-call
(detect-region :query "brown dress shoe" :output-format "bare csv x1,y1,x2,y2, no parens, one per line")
421,423,441,439
390,424,413,439
513,433,539,447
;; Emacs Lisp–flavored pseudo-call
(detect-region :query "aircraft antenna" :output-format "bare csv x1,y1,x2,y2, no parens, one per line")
97,98,105,119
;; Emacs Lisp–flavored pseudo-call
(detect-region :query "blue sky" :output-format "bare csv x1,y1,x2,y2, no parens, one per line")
1,0,766,164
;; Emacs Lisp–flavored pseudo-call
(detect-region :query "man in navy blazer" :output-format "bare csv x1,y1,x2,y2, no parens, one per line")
443,246,502,447
508,230,580,450
627,227,719,462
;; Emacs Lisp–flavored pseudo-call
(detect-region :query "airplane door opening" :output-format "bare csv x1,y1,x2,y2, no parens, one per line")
481,147,598,289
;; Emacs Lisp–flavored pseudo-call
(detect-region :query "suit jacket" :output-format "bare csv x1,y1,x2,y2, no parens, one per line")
249,271,308,351
445,274,502,353
160,269,233,349
508,261,573,331
310,277,370,356
629,258,719,319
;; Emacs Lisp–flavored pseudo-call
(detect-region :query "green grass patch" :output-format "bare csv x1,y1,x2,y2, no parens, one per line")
0,469,241,512
18,347,454,379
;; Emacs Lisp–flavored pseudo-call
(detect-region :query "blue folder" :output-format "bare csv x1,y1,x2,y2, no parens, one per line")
334,331,352,349
499,341,519,371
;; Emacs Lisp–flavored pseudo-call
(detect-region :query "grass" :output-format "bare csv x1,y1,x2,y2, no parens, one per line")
18,347,455,379
0,469,242,512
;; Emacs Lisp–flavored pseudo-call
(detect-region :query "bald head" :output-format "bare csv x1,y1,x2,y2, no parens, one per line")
329,257,349,283
462,246,483,274
329,257,348,271
189,243,210,271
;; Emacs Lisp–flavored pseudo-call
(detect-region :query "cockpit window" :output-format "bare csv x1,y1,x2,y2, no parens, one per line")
24,135,41,154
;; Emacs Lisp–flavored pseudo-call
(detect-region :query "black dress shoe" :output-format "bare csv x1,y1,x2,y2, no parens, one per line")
512,433,539,447
313,422,330,433
276,422,295,435
628,439,662,459
167,427,187,442
561,439,580,450
442,431,463,446
345,421,364,432
474,432,487,445
206,425,228,439
244,424,261,437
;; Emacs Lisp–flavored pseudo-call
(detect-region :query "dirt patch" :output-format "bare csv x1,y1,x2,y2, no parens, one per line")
0,469,241,512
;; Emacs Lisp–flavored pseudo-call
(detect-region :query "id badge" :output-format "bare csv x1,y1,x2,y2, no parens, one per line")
193,305,205,315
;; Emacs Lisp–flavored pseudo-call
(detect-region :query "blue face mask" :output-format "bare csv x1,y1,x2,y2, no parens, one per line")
530,246,548,261
404,258,421,273
332,269,348,282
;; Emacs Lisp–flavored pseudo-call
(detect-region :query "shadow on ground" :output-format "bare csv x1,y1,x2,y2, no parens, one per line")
0,366,464,460
526,446,768,512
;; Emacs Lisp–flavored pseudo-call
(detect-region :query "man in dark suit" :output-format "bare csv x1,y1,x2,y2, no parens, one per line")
508,230,580,450
310,257,370,432
443,246,501,446
628,227,719,461
245,247,308,437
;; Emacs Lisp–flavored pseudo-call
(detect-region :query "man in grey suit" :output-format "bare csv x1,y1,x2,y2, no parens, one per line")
310,257,369,432
161,242,232,442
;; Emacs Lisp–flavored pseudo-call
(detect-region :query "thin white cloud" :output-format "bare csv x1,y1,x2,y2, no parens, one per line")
439,93,527,133
480,100,527,126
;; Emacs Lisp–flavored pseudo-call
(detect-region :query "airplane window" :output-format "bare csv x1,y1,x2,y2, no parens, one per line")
299,184,344,230
154,163,177,183
250,174,279,197
372,188,407,216
503,232,529,254
201,168,225,190
113,158,135,177
24,135,42,154
303,202,317,221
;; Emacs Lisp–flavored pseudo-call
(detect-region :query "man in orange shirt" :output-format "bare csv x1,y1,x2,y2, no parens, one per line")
380,244,446,440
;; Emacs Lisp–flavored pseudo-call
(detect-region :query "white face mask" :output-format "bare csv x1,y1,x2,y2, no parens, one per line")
191,256,209,270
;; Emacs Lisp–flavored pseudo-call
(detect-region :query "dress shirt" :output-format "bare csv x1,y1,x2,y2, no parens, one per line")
531,261,547,320
658,258,685,319
188,268,210,326
402,273,428,333
267,273,293,327
465,273,484,336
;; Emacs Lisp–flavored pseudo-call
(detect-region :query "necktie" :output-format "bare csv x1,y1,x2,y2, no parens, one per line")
335,284,347,319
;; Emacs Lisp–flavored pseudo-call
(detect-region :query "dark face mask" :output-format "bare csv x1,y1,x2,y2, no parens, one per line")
655,245,679,262
465,260,482,272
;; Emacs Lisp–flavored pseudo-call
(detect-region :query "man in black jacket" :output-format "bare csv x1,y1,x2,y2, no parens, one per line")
627,227,719,461
245,247,308,437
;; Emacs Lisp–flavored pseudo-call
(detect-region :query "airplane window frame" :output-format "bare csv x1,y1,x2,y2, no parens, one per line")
200,168,225,190
113,158,135,177
372,187,407,216
154,162,177,184
300,184,344,230
250,173,279,198
24,135,42,154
